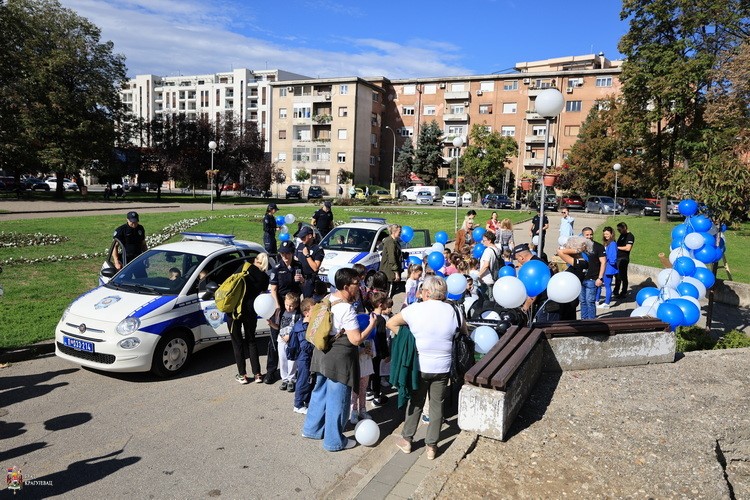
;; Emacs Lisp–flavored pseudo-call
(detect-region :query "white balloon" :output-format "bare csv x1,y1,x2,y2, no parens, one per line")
684,232,705,250
532,235,539,246
682,277,707,300
354,419,380,447
493,276,527,308
284,213,296,225
661,287,681,300
472,325,500,354
642,295,661,309
657,268,682,289
469,270,480,281
546,272,582,303
708,225,718,235
681,295,702,310
480,311,501,321
463,296,478,315
446,273,468,295
669,246,692,264
279,225,289,234
558,235,570,247
253,293,277,319
630,306,654,318
431,242,445,253
691,258,707,269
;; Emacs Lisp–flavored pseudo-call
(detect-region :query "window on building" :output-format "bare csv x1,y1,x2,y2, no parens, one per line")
369,156,376,166
371,134,377,147
277,152,287,162
402,84,416,95
450,83,465,92
482,126,492,133
279,108,287,118
595,77,612,87
279,130,287,140
340,84,349,95
449,104,465,114
564,125,581,136
338,129,347,140
338,106,348,117
337,152,346,163
423,84,437,94
503,81,518,91
294,127,311,141
448,147,461,158
372,92,379,102
502,102,517,114
565,100,582,112
501,126,515,137
480,81,494,92
532,125,547,136
399,127,414,137
293,104,311,119
424,105,436,115
595,100,611,111
371,113,378,125
447,125,465,136
313,146,330,162
567,77,584,88
279,87,287,97
402,106,415,115
479,104,492,114
292,147,310,162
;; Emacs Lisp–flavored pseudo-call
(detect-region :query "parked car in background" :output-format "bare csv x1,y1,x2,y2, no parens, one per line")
415,190,434,205
285,185,302,199
530,193,558,211
441,191,462,207
45,178,78,191
584,195,623,214
400,185,440,202
21,177,51,191
558,194,585,210
623,198,658,216
373,189,392,200
462,192,473,205
666,199,681,216
481,193,500,207
0,176,17,191
487,194,519,209
243,187,272,198
307,185,323,200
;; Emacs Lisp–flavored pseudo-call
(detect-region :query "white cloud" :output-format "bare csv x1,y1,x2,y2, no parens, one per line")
60,0,471,79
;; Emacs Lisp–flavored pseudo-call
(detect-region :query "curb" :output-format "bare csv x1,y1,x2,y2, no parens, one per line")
0,340,55,364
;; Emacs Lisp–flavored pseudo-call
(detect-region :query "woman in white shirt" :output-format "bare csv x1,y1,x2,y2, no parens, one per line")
386,276,458,460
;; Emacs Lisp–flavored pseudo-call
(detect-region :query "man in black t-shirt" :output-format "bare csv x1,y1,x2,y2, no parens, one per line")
296,226,324,298
311,201,334,238
530,208,549,256
581,227,606,319
112,211,147,269
613,222,635,298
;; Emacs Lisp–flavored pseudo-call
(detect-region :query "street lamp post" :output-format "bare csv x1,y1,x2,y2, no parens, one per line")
613,163,621,216
385,125,397,199
208,140,217,211
534,89,565,256
452,136,464,233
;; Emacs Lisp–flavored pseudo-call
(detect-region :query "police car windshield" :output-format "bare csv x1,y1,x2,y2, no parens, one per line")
108,249,206,295
321,227,376,252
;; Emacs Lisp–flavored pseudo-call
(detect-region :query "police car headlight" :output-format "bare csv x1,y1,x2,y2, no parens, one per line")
118,337,141,349
116,317,141,335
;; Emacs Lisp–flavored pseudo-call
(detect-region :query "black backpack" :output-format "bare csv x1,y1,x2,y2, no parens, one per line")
449,302,475,386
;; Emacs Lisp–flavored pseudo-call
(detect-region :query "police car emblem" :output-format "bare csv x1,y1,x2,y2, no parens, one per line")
203,305,225,329
78,324,87,334
95,296,121,309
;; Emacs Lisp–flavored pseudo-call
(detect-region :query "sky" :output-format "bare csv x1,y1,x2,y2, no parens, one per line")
60,0,630,80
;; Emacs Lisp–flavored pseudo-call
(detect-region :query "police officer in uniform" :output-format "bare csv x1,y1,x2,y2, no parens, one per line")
263,203,279,255
112,211,147,270
265,240,304,384
296,226,324,298
311,200,334,238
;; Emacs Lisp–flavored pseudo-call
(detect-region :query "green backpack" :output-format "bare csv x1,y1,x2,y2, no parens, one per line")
215,262,252,318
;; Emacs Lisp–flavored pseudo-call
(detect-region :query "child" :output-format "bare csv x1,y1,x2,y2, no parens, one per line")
402,264,423,309
169,267,181,280
269,292,300,392
367,292,392,406
352,263,368,313
351,312,377,424
292,298,315,413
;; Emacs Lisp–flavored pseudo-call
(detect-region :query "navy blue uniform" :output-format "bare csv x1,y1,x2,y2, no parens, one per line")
113,223,146,264
296,241,324,298
312,208,334,238
263,213,277,254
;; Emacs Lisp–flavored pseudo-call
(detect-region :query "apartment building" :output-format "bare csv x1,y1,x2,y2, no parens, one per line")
385,53,622,192
120,68,309,152
269,77,387,193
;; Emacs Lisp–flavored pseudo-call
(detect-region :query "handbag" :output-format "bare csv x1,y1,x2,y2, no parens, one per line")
449,303,475,385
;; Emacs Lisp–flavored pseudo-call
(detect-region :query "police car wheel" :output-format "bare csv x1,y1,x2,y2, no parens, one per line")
152,331,192,377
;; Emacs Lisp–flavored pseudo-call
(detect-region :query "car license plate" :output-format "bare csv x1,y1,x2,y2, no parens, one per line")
319,274,329,283
63,336,95,353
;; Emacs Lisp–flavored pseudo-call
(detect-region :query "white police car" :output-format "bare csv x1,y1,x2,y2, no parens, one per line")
55,233,269,377
318,218,434,283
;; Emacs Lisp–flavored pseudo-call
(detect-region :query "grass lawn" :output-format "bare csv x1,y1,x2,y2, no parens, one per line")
0,205,531,349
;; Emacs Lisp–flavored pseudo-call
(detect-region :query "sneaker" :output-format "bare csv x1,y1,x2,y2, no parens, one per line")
341,438,357,450
395,436,412,454
235,374,249,385
421,414,430,425
293,406,308,414
264,373,275,385
359,411,372,420
373,394,388,406
349,412,359,425
597,303,611,309
426,445,438,460
254,374,264,384
381,377,391,389
365,390,375,401
280,381,288,391
287,381,295,392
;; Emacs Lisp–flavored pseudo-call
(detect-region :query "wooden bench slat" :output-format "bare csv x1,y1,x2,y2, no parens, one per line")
464,325,524,385
490,329,542,390
476,327,538,387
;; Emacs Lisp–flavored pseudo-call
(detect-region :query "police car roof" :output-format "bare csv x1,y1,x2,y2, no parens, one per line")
155,239,264,257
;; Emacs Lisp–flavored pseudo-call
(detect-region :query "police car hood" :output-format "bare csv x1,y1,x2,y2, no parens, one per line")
321,249,373,268
67,285,176,321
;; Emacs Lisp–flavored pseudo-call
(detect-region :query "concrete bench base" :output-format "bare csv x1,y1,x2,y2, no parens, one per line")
543,330,676,372
458,342,542,441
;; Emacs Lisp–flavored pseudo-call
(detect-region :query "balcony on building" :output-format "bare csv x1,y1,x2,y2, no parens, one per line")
154,94,163,102
525,135,554,145
523,157,552,167
525,110,544,120
246,101,258,110
312,85,333,102
444,91,470,100
442,135,467,144
443,113,469,122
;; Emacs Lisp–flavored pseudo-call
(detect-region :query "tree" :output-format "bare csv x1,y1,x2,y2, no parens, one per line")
459,124,517,195
294,168,310,196
272,165,287,198
392,137,414,188
412,121,444,185
2,0,127,197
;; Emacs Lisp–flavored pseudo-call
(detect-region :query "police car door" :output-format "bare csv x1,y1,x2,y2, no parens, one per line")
99,238,125,285
197,251,246,341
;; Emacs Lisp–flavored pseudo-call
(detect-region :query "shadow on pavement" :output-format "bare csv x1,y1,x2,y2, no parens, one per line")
504,370,563,441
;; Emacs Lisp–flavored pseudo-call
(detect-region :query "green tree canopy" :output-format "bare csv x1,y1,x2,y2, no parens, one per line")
459,124,517,195
393,137,414,188
412,121,444,185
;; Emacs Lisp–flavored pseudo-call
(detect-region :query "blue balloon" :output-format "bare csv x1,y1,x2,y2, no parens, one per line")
427,251,444,271
275,215,286,226
636,286,660,306
668,298,701,326
447,292,463,301
720,223,727,232
671,224,689,242
517,259,552,297
678,199,698,217
676,282,699,299
715,246,725,260
498,264,516,278
656,302,685,331
693,245,716,264
691,214,712,232
472,227,486,243
435,271,445,277
401,226,414,243
673,256,696,277
699,232,715,248
408,255,422,267
692,267,716,289
279,232,290,241
670,239,682,250
435,231,448,245
472,243,486,259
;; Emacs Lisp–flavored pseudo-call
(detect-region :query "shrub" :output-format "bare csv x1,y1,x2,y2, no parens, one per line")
675,326,716,352
713,330,750,350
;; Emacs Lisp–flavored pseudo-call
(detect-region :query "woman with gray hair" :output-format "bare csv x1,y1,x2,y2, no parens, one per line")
386,275,459,460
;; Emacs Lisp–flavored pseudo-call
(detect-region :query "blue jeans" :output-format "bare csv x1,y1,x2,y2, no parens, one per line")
580,279,597,319
294,353,314,408
302,375,351,451
596,275,614,304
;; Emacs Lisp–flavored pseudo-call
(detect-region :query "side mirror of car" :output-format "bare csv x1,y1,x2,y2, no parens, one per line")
101,267,117,278
206,281,219,294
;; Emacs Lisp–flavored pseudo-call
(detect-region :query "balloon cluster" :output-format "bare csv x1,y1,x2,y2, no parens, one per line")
631,199,724,330
276,214,297,242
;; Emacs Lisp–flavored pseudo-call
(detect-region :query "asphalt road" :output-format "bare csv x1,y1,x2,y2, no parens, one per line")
0,339,406,499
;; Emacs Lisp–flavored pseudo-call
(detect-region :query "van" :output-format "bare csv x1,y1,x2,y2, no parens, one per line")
400,185,440,202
